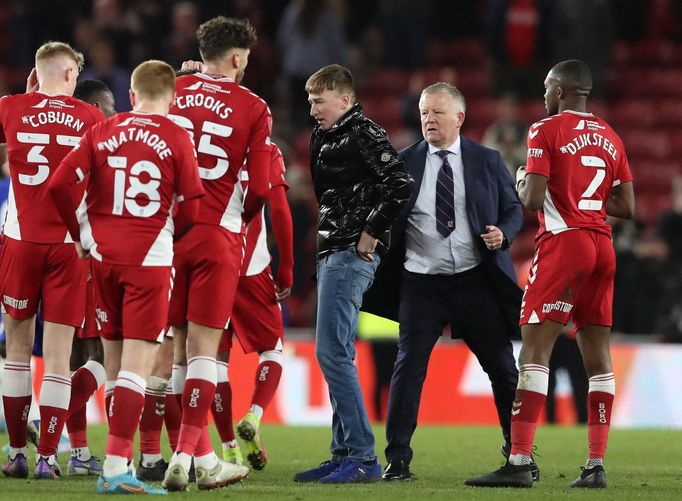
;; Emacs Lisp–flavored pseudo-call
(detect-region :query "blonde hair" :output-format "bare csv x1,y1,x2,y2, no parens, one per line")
35,41,85,70
131,60,176,100
305,64,355,101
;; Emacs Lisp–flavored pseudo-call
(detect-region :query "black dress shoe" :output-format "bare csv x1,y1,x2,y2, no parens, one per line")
382,460,413,482
465,462,533,488
501,442,540,482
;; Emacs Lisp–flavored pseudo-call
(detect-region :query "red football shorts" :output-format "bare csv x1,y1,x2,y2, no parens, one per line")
168,224,243,329
75,271,99,339
219,267,284,354
90,260,172,342
0,237,85,326
520,229,615,331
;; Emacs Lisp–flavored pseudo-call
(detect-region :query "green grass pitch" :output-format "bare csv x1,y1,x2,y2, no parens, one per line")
1,424,681,499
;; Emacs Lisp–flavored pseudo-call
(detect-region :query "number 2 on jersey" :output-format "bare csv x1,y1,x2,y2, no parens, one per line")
578,155,606,211
108,156,161,217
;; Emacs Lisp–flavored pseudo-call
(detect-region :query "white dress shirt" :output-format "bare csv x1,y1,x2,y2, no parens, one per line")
404,137,481,275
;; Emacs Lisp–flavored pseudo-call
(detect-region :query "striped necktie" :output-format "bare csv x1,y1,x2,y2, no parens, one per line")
435,150,455,237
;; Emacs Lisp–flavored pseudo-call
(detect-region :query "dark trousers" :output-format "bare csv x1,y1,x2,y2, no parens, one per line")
385,266,519,464
546,335,588,424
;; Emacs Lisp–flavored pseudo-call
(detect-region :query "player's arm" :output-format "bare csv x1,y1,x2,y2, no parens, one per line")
173,127,205,239
606,181,635,220
516,170,547,211
174,197,200,239
268,184,294,301
518,124,551,211
242,104,272,225
48,140,92,245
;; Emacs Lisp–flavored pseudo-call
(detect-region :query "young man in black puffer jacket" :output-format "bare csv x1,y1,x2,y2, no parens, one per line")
293,64,412,484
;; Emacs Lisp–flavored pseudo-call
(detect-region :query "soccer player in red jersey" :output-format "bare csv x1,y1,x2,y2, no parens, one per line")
212,142,293,470
135,71,198,483
0,42,105,479
163,16,271,491
466,60,635,489
65,78,116,477
48,59,204,494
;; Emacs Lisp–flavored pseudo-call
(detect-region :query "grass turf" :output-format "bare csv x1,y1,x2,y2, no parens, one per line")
1,424,682,499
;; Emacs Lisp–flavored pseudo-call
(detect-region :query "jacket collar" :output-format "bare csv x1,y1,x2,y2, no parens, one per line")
313,103,363,137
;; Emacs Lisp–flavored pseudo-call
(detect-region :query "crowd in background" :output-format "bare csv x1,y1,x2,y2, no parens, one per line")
1,0,682,335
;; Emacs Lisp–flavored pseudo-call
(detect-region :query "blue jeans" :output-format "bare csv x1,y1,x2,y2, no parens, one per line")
315,246,380,463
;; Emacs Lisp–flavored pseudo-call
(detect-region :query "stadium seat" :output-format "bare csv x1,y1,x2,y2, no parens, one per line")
621,129,671,160
364,69,410,97
463,98,498,128
610,100,658,128
657,99,682,126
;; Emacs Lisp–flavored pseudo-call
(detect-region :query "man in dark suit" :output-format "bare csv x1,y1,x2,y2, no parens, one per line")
363,82,533,482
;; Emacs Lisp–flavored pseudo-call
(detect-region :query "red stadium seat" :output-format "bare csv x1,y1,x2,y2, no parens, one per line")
447,39,487,65
621,129,671,160
464,98,498,128
666,130,682,156
364,69,410,97
657,99,682,127
519,101,546,124
361,96,403,127
610,100,658,129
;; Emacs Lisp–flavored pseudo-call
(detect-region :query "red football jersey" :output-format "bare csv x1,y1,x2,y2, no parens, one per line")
242,143,289,276
168,73,272,232
525,110,633,242
0,92,105,243
57,112,204,266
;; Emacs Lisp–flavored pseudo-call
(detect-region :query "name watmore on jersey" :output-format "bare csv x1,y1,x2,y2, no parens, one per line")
58,112,204,266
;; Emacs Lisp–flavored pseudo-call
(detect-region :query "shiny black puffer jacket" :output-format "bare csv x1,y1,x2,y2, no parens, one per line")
310,104,413,258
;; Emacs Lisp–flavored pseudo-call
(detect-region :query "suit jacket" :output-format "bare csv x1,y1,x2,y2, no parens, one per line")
362,136,524,337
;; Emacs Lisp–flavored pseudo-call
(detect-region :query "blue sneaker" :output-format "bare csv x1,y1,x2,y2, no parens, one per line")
97,471,167,495
68,455,103,476
293,460,340,482
319,458,382,484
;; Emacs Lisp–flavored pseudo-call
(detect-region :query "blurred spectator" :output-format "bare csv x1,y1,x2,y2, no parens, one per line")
630,235,672,333
658,176,682,271
378,0,429,68
80,38,132,111
282,166,316,326
545,332,588,424
277,0,347,129
611,217,674,334
485,0,550,96
482,92,528,177
73,18,98,57
91,0,134,67
5,1,33,68
165,1,200,69
611,0,650,41
548,0,613,97
611,216,644,333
